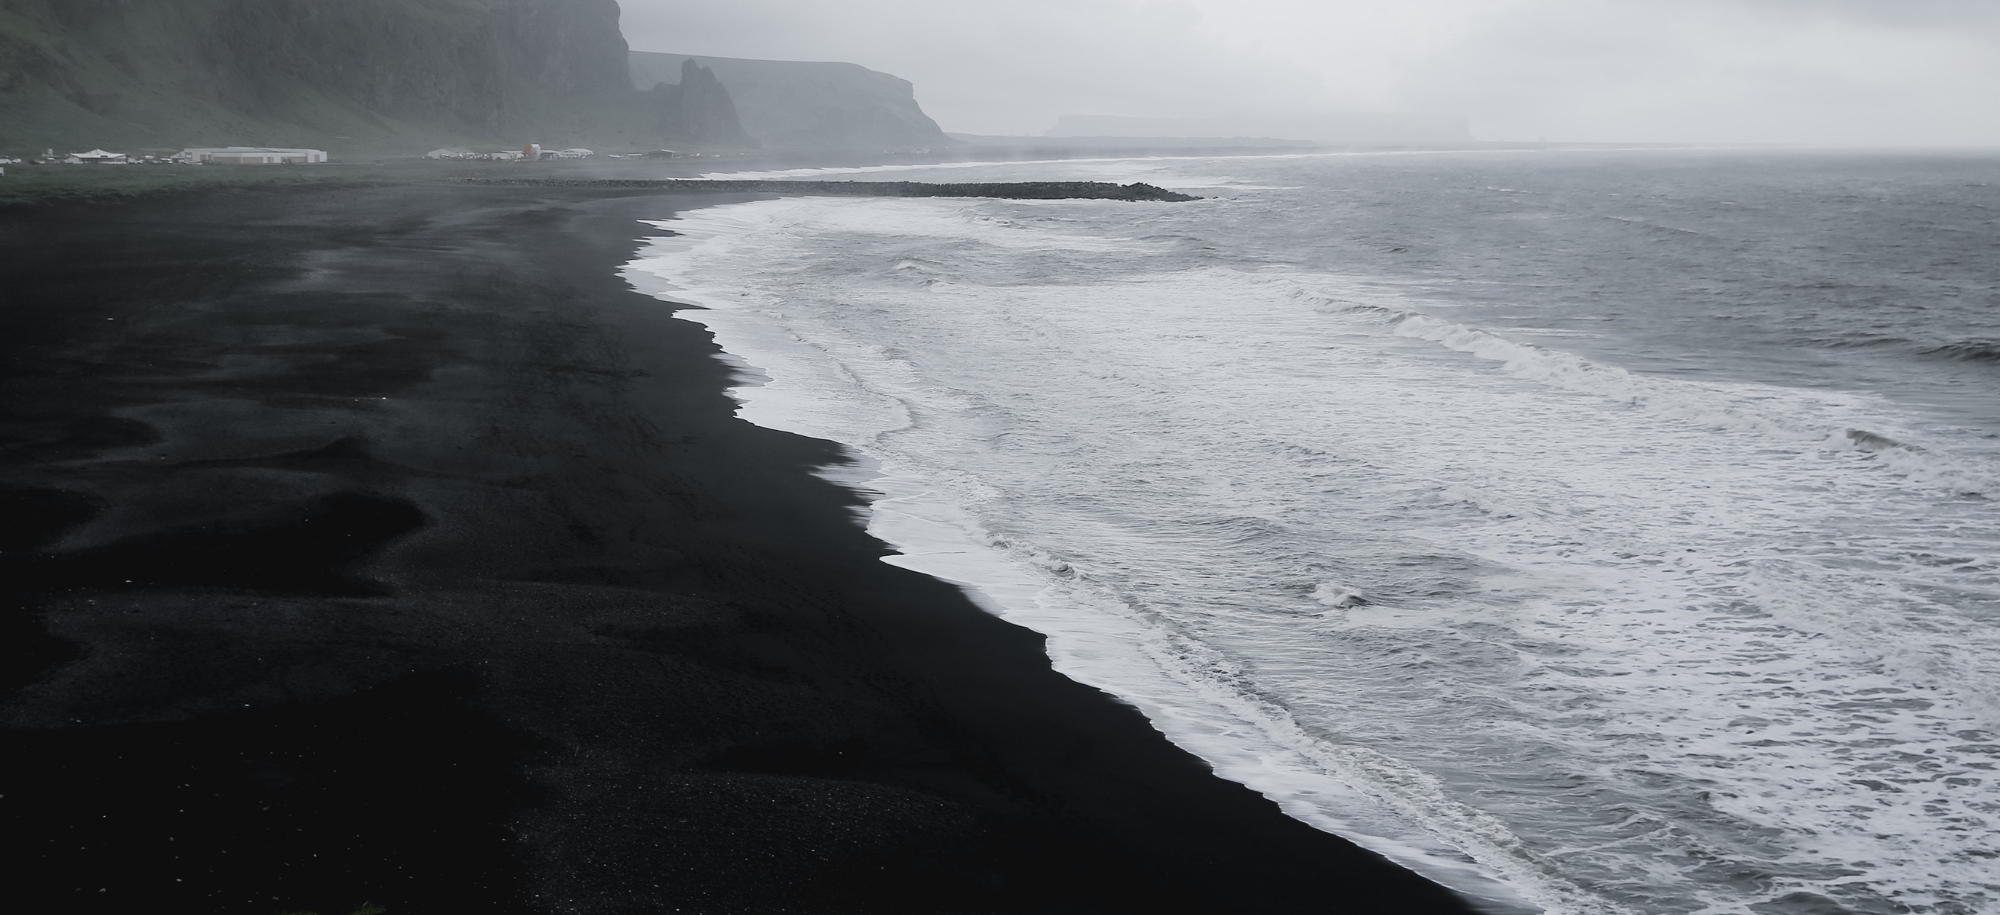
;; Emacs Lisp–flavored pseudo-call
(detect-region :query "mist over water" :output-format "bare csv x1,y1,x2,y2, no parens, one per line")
631,150,2000,915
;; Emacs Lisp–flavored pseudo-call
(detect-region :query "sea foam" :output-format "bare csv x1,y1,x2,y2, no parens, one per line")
623,165,2000,915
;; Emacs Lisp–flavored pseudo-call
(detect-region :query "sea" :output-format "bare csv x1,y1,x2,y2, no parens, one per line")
623,148,2000,915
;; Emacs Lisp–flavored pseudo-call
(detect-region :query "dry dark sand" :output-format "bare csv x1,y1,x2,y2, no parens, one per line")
0,182,1479,914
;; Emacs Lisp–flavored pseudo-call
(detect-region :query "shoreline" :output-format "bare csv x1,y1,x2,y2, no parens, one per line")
634,198,1538,914
0,180,1478,913
0,160,1205,208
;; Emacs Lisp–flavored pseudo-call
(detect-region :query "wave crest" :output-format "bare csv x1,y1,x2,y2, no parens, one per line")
1919,340,2000,364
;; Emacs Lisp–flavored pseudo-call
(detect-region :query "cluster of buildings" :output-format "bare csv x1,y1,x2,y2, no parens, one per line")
181,147,329,165
426,144,593,162
23,147,330,166
3,141,626,177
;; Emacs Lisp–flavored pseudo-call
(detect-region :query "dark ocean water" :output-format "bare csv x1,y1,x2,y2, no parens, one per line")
632,149,2000,915
1236,151,2000,427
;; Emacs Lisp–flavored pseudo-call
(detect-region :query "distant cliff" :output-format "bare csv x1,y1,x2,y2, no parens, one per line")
650,59,753,149
0,0,749,154
630,51,955,152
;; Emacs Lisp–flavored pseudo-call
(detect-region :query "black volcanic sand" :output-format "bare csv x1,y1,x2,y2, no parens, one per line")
0,183,1479,915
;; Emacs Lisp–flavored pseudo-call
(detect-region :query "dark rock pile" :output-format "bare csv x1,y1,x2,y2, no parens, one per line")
454,177,1203,201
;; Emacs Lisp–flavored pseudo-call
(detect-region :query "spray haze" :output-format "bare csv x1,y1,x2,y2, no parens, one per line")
618,0,2000,144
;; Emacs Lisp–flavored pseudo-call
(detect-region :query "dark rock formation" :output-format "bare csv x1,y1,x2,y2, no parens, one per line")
453,177,1202,202
653,59,753,148
0,0,751,154
630,51,956,151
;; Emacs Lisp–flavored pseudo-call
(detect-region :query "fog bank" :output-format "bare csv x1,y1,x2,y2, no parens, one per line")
619,0,2000,146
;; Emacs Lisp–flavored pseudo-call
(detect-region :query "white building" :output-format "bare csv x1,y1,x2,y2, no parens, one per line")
66,149,128,164
180,147,328,165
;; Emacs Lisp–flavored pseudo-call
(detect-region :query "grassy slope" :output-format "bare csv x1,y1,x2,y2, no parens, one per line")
0,1,494,156
0,0,698,158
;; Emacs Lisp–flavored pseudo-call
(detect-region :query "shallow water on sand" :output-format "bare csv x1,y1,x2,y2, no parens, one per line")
631,150,2000,915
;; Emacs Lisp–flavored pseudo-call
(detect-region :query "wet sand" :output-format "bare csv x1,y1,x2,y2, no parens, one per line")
0,182,1478,914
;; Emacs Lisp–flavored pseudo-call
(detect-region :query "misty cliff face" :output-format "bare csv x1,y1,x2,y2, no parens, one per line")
0,0,748,152
195,0,632,127
652,59,753,149
630,51,955,151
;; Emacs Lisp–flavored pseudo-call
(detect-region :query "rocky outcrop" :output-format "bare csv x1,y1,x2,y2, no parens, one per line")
630,51,955,151
453,177,1200,201
652,59,753,148
0,0,750,153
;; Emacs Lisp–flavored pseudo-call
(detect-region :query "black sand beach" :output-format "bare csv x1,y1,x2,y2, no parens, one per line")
0,181,1478,914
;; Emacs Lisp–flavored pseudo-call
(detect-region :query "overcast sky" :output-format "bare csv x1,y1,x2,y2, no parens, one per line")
617,0,2000,145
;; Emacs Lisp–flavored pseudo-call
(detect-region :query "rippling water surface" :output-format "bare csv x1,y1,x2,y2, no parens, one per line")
627,150,2000,915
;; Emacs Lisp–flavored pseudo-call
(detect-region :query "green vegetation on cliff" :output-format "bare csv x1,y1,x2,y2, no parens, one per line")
0,0,747,155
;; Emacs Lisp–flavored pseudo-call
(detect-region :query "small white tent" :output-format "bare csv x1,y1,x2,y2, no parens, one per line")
66,149,128,164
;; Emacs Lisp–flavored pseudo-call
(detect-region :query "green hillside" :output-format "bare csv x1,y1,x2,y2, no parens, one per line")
0,0,743,157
